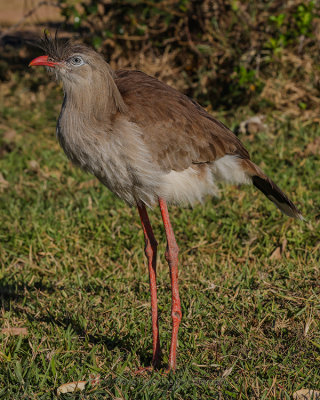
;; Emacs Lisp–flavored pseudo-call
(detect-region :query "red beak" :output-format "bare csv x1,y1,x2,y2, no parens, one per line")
29,55,60,67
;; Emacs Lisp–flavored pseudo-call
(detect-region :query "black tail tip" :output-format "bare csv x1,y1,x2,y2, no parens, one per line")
252,175,304,220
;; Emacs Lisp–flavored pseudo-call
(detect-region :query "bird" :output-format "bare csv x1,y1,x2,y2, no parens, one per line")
29,33,302,372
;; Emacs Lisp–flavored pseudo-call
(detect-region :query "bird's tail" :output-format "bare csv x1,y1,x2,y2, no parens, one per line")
241,159,303,220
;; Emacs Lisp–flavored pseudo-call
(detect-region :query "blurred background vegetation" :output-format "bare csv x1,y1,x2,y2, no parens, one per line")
1,0,320,120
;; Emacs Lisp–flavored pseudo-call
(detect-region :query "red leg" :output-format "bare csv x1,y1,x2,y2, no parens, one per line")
158,198,181,371
137,203,161,368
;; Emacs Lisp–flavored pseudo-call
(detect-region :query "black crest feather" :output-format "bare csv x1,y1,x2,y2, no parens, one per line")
36,30,71,60
31,30,88,61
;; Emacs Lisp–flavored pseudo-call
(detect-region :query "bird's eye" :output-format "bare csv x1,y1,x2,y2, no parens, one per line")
69,56,84,66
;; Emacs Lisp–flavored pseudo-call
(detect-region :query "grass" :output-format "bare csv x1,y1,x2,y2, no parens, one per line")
0,69,319,399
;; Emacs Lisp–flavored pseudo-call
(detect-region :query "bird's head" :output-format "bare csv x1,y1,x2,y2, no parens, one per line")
29,32,127,115
29,32,108,86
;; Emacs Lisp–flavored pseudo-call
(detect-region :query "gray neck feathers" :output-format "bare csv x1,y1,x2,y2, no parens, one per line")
57,61,128,167
61,62,127,123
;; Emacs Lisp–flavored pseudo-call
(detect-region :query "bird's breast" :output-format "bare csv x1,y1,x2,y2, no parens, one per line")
56,109,162,206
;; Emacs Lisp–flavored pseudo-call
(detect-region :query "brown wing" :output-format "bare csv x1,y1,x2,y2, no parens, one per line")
115,70,250,172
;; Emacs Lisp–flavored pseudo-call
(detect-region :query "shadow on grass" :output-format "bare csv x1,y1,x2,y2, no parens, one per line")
0,278,156,367
0,279,56,303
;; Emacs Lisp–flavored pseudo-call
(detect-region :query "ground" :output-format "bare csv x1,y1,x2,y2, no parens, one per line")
0,65,319,399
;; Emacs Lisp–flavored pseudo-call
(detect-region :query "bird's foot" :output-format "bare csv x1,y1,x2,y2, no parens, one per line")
161,366,176,375
133,366,155,376
133,363,175,376
133,356,162,376
165,368,174,375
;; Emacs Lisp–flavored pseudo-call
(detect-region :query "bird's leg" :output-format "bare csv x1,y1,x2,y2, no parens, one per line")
137,203,161,368
158,198,181,371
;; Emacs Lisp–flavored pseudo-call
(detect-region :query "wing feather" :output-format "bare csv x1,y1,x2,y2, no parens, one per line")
115,70,249,172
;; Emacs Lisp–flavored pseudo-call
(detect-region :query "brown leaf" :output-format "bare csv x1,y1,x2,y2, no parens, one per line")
270,246,281,260
293,389,320,399
1,327,28,336
57,381,87,395
221,366,233,378
56,375,100,395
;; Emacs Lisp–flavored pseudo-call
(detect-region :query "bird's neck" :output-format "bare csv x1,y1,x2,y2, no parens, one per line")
61,64,126,123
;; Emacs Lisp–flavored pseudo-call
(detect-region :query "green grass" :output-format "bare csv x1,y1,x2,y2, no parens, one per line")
0,70,319,399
